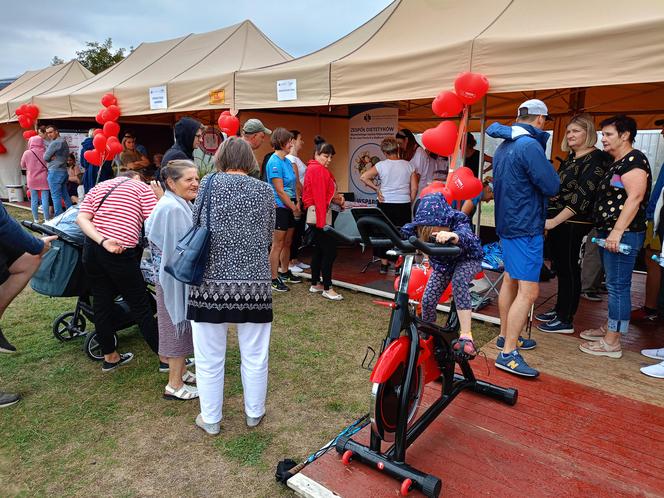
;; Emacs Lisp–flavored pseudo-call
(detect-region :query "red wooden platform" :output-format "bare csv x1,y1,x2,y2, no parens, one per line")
296,368,664,497
302,246,664,354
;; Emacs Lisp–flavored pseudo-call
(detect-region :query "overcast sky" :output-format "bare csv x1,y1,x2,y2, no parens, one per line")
0,0,394,77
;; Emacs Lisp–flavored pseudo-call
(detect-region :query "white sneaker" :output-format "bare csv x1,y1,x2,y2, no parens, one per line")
296,262,310,269
195,413,220,435
641,360,664,379
289,265,304,273
641,347,664,360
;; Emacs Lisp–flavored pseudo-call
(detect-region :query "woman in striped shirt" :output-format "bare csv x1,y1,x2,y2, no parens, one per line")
77,171,160,373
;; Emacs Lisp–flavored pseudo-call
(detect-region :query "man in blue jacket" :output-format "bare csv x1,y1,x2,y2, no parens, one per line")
487,99,560,378
44,125,72,216
0,200,56,406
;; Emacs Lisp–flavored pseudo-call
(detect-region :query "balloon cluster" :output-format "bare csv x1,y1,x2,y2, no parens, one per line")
217,110,240,136
84,93,123,166
420,72,490,202
15,104,40,140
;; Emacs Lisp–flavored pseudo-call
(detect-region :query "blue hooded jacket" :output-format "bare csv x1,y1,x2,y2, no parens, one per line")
486,122,560,239
80,136,113,193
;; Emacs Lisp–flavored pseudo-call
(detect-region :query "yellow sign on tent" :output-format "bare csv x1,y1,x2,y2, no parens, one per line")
209,89,225,105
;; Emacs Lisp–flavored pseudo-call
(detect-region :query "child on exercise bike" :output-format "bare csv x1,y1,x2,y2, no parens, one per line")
402,192,483,356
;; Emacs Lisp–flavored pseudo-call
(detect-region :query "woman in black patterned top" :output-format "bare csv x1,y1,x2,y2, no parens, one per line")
187,137,275,435
537,115,610,334
578,115,651,359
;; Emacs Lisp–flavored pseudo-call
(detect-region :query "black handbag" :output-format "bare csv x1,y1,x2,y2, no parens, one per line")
164,173,217,285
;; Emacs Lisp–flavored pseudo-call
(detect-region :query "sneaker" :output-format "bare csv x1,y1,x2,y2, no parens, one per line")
535,310,557,322
537,319,575,334
496,335,537,351
272,278,290,292
279,271,302,284
580,292,602,302
159,357,195,373
0,328,16,354
495,350,539,378
297,262,310,270
309,285,324,293
641,347,664,360
379,264,389,274
640,360,664,379
322,289,343,301
246,414,264,428
579,339,622,358
0,392,21,408
195,413,220,435
579,325,606,342
631,307,658,322
101,352,134,372
288,264,304,273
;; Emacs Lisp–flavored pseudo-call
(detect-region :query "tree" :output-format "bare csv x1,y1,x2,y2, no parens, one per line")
75,38,128,74
51,56,65,66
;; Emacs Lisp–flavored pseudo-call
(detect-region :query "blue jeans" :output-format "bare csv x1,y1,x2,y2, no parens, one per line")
597,230,645,334
47,169,72,216
29,189,51,221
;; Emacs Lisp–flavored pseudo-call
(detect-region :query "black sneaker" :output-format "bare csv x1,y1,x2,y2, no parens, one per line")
279,271,302,284
102,352,134,372
0,328,16,354
272,278,290,292
0,392,20,408
580,291,602,302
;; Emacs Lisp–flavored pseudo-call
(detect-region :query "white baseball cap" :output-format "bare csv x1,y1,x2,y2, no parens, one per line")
517,99,552,120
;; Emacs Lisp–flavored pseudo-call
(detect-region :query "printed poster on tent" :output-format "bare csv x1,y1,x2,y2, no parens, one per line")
348,106,399,204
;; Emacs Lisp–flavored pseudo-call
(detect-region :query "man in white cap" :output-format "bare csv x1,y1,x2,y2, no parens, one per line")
486,99,560,378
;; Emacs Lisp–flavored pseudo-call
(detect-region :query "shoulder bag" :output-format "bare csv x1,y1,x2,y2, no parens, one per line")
306,205,332,226
164,173,217,285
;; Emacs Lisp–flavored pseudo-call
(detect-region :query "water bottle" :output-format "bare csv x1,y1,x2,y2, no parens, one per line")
591,237,631,255
652,254,664,267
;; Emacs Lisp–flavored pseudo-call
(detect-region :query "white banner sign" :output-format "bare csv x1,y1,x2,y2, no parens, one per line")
61,132,88,167
348,107,399,204
276,79,297,101
149,85,168,110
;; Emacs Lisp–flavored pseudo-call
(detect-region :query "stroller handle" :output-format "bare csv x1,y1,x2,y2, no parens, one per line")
22,220,78,245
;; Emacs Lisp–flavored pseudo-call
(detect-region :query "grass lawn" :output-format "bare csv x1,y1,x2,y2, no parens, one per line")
0,205,499,497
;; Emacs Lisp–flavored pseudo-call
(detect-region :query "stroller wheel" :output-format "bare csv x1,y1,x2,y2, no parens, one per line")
52,312,87,342
84,331,118,361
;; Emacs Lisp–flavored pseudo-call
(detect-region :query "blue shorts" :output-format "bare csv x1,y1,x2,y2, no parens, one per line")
500,235,543,282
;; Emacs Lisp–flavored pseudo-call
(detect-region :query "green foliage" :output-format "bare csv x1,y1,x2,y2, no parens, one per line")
75,38,129,75
51,56,65,66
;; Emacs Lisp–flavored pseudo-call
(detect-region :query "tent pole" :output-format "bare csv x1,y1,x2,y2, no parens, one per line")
474,95,488,236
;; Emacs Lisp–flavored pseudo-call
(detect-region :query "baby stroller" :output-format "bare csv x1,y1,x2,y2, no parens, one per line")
22,206,156,361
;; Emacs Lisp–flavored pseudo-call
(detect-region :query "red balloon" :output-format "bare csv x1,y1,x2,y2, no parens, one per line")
0,143,6,154
95,110,107,125
84,149,101,166
93,134,107,152
102,120,120,138
15,104,27,116
24,104,39,120
101,93,117,107
447,166,483,201
421,121,457,157
107,140,123,156
419,180,446,199
432,90,464,118
102,105,121,122
92,128,104,136
218,113,240,136
22,130,38,140
17,115,33,129
454,72,490,105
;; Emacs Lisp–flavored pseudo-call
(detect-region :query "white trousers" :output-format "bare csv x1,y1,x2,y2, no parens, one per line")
191,321,271,424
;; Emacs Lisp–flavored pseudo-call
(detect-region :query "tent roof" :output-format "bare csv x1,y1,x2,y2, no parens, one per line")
0,61,93,122
236,0,664,109
35,20,291,119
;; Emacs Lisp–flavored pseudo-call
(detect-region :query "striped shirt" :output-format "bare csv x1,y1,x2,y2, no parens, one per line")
79,177,157,248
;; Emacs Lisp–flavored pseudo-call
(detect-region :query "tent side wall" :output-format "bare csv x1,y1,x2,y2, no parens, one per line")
0,124,27,199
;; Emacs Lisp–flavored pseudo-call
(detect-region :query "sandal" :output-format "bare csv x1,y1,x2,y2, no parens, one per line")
182,370,196,385
452,336,477,359
164,384,198,401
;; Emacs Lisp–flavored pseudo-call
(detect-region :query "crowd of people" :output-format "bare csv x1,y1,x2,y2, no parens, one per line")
1,103,663,421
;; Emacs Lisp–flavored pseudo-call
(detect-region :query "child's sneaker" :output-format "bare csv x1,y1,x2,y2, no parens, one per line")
495,350,539,378
496,335,537,351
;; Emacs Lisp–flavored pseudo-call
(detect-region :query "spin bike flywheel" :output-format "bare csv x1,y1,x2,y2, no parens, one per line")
371,363,424,442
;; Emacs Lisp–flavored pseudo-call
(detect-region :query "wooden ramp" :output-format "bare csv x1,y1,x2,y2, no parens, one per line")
291,364,664,498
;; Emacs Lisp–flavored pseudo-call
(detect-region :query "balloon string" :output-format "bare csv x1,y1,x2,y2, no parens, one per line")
449,106,469,174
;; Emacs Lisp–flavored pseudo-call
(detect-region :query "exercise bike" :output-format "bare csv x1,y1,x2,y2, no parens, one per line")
325,208,517,498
